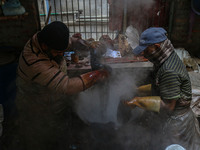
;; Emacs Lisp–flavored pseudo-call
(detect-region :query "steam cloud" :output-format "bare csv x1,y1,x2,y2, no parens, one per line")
75,68,150,125
126,0,156,33
73,1,157,149
74,68,159,149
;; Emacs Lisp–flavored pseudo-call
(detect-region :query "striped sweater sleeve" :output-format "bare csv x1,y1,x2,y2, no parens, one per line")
159,70,181,100
18,54,70,94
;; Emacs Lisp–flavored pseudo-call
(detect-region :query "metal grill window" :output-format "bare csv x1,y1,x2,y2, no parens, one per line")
37,0,169,40
37,0,117,40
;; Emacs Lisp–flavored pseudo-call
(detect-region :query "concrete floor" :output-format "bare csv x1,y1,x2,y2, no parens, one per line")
0,111,153,150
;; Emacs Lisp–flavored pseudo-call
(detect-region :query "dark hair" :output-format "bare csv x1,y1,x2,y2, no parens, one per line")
37,21,69,50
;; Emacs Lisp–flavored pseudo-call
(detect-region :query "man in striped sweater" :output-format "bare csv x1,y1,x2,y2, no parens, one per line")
125,27,200,149
15,21,110,150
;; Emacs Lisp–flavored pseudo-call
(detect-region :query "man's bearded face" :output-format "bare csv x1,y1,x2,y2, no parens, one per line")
46,48,65,65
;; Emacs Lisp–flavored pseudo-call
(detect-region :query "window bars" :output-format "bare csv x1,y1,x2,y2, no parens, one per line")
38,0,116,40
37,0,169,41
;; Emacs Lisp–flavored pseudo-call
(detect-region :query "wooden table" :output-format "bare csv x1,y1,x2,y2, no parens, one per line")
67,61,153,78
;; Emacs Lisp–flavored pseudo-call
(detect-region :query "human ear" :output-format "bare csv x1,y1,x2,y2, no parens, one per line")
41,43,49,51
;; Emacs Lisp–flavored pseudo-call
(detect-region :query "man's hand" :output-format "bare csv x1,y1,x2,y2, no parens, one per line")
72,33,82,39
68,34,89,51
137,84,152,96
123,96,161,112
80,69,110,90
123,99,137,109
101,64,112,75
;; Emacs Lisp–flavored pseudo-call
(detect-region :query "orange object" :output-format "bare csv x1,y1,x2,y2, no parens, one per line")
71,54,79,63
137,84,152,96
124,96,161,112
80,69,109,90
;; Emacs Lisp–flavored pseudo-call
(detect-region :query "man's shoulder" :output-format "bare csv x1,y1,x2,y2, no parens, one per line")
161,52,185,72
22,39,50,65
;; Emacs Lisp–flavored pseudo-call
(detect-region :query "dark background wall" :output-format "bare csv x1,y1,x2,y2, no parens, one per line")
0,0,199,57
171,0,200,57
0,0,41,115
0,0,40,53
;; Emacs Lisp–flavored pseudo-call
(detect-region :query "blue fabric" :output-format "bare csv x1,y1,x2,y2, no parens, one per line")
133,27,167,55
1,0,26,16
2,0,21,8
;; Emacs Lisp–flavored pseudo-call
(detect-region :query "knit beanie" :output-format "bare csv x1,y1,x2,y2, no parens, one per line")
37,21,69,50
